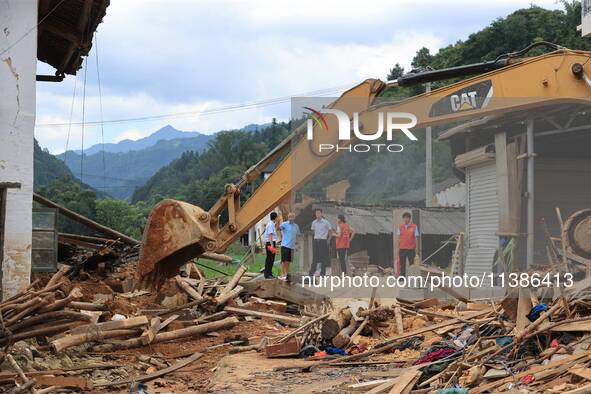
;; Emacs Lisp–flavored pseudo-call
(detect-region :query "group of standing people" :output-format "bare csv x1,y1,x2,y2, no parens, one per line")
262,209,419,279
263,211,300,281
308,209,354,276
263,208,355,280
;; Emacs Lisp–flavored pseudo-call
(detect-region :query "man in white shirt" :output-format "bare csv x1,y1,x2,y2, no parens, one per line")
263,212,279,279
309,208,332,276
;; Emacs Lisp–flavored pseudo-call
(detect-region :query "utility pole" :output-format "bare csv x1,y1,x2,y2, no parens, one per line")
425,82,433,207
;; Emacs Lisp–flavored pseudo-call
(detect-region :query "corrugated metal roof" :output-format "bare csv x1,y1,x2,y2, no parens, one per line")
311,204,392,235
419,209,465,235
305,203,465,236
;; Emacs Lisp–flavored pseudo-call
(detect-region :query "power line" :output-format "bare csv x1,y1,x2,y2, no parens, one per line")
95,34,107,190
80,57,88,184
0,0,67,57
36,84,351,128
63,71,78,168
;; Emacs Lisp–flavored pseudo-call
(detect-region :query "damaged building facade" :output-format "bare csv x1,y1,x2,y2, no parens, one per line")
0,0,108,298
439,102,591,281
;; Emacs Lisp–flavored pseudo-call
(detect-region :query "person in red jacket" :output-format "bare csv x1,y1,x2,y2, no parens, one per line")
397,212,420,276
335,214,354,275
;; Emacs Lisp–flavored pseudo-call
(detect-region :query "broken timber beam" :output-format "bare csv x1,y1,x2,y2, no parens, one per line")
34,193,139,245
92,317,240,352
224,306,301,326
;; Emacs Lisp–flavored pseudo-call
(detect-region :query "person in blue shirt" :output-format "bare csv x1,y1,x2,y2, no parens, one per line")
279,212,300,281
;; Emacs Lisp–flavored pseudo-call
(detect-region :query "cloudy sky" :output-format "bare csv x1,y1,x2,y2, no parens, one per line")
35,0,562,153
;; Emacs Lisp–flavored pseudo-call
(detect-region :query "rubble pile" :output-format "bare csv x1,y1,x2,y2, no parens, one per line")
0,244,320,393
267,291,591,393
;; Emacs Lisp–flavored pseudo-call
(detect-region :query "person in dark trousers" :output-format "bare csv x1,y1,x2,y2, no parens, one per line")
397,211,420,276
263,212,278,279
335,214,354,275
309,208,332,276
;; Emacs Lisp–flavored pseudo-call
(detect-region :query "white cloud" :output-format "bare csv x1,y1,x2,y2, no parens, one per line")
35,0,565,153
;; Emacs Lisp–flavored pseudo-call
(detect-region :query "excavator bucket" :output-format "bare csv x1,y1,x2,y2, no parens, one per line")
136,199,217,289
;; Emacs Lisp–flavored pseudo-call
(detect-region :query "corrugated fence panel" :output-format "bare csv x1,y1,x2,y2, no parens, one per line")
465,162,498,282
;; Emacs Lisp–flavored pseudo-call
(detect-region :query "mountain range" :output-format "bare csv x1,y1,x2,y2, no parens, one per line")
73,125,205,155
57,125,212,199
54,123,270,200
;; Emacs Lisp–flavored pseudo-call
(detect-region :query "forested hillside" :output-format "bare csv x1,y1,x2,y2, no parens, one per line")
34,139,77,190
132,120,290,208
59,132,213,199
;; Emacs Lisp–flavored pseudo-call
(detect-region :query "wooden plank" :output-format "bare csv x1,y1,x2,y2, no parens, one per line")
241,279,327,306
348,379,394,391
546,320,591,332
571,367,591,381
366,379,397,394
34,375,89,390
563,382,591,394
224,306,301,325
515,288,532,332
160,314,179,330
472,352,590,394
495,131,510,233
68,316,148,335
140,317,161,345
388,370,420,394
265,338,300,358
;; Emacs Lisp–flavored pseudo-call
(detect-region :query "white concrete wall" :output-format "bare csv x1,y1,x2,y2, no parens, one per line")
0,0,37,298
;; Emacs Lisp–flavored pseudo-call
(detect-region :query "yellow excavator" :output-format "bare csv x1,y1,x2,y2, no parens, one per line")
136,42,591,288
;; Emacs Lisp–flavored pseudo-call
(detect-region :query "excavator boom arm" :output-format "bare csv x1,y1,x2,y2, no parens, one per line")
137,49,591,287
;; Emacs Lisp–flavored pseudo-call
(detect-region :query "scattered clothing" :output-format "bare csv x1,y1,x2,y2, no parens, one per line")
348,344,368,355
521,374,534,385
413,347,457,365
452,327,474,349
325,346,347,355
436,389,468,394
495,336,513,347
299,345,319,358
527,303,549,322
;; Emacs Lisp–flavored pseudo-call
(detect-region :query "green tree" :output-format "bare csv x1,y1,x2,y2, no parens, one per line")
411,47,433,69
37,179,98,234
387,63,405,80
95,199,145,240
